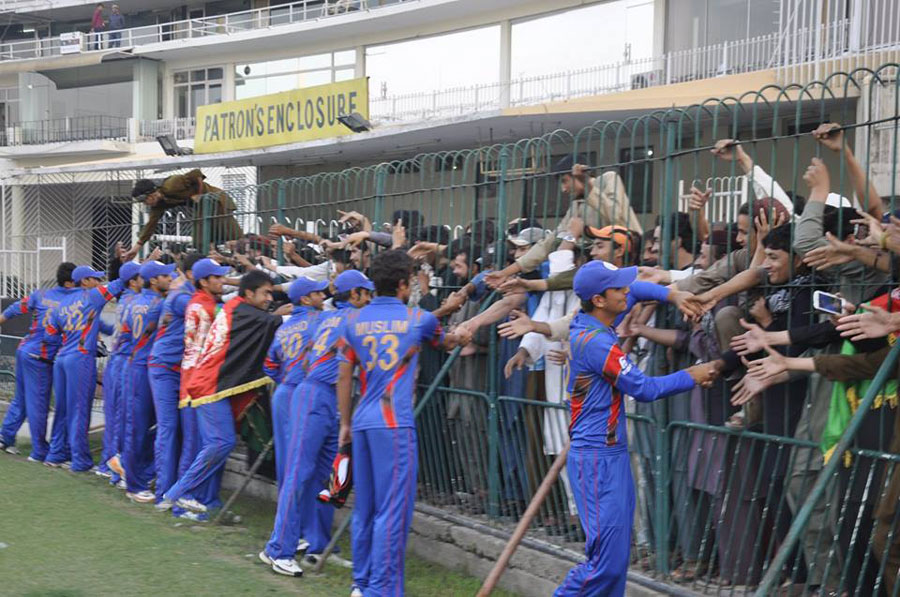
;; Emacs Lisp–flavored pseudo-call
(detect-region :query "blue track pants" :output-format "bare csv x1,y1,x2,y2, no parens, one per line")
99,354,125,471
124,364,156,492
149,365,181,501
47,354,96,470
271,381,297,485
0,354,52,460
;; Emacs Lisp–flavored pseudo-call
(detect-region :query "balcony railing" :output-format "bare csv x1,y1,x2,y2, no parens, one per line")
0,115,128,146
0,0,410,61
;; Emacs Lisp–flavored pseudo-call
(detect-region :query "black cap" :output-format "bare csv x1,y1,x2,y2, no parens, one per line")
554,154,590,176
132,179,158,201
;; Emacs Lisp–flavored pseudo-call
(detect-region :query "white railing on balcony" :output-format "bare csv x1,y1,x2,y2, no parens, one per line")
0,0,409,61
139,117,196,143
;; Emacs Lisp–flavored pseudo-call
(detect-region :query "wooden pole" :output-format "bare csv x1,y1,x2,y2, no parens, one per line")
477,442,570,597
214,438,274,525
312,512,352,573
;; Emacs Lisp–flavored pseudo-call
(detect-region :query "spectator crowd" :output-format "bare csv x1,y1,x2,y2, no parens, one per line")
3,121,900,595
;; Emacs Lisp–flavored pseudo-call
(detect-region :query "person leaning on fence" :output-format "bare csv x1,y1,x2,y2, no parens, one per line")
485,155,642,288
128,169,243,259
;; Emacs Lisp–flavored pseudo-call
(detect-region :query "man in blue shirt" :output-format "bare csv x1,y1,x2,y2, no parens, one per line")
98,261,142,480
46,265,126,471
554,261,719,596
337,250,468,596
263,276,328,486
260,269,374,577
148,254,201,503
123,260,176,503
0,262,78,460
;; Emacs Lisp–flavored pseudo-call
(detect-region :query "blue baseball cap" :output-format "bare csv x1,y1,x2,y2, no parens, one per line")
72,265,106,284
573,261,637,301
119,261,141,283
288,277,329,304
334,270,374,294
192,258,230,281
140,260,177,281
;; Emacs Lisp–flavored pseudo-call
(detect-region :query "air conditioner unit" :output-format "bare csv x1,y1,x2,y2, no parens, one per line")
631,69,663,90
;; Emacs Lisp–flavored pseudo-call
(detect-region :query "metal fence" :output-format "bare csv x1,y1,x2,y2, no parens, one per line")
3,65,900,594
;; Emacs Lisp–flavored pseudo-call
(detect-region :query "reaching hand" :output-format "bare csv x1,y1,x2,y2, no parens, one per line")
122,244,141,262
337,210,368,228
497,310,534,339
803,157,831,193
484,270,509,289
637,266,669,285
812,122,844,153
392,219,407,249
731,372,771,406
146,246,163,262
835,304,898,341
754,206,787,244
268,223,294,238
670,289,710,321
802,232,858,270
711,139,747,163
453,324,473,348
851,210,884,248
498,277,529,295
274,303,294,316
686,361,721,388
730,318,769,356
338,423,351,448
745,346,788,381
689,186,712,212
504,349,528,379
546,347,569,366
439,291,467,316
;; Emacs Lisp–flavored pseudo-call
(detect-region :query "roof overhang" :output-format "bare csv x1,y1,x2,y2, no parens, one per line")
0,49,137,78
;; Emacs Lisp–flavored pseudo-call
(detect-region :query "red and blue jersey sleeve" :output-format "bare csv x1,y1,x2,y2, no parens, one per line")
263,332,284,383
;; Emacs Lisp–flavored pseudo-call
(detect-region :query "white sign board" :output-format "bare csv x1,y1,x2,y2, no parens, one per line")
59,31,83,55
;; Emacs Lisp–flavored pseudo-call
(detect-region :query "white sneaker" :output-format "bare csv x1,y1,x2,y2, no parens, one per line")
94,468,112,479
115,479,127,490
44,460,70,469
127,490,156,504
259,550,303,577
350,585,364,597
155,499,175,512
296,538,310,552
26,456,41,463
176,497,207,513
177,510,209,522
3,444,20,455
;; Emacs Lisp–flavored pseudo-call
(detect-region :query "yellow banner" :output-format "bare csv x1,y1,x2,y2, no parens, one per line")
193,77,368,154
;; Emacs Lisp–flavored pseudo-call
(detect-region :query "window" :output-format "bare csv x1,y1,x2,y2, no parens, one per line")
235,51,357,100
173,67,223,119
619,147,655,214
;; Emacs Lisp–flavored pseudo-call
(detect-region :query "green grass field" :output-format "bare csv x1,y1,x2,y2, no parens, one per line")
0,452,512,596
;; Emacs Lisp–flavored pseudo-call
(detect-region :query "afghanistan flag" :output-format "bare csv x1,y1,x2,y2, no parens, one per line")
821,292,899,465
186,296,282,420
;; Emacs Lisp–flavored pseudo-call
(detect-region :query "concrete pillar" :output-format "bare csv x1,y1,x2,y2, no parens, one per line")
132,59,160,121
354,45,365,79
499,19,511,109
223,63,236,102
652,0,666,56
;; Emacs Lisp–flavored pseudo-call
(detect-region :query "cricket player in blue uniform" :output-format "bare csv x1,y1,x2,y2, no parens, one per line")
260,269,374,577
336,250,468,596
0,263,78,460
98,261,142,480
45,265,126,471
555,261,719,596
123,260,176,503
148,254,201,503
263,276,328,485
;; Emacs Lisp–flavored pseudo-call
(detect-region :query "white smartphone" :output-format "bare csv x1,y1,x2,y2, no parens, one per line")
813,290,847,315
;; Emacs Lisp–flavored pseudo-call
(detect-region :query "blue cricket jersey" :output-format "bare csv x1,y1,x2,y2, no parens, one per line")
149,280,195,369
566,312,694,449
340,296,443,431
127,288,165,366
263,305,321,386
111,289,139,357
304,301,353,386
51,278,126,358
2,286,79,361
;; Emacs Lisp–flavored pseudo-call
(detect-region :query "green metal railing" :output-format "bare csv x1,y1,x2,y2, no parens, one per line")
8,63,900,592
